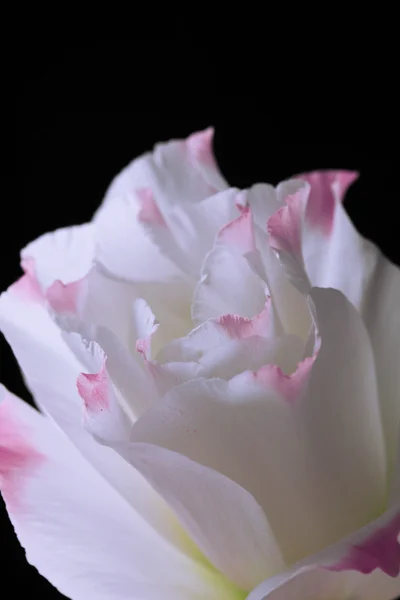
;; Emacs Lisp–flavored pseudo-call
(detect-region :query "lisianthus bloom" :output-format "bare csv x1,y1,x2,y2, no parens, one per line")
1,129,399,600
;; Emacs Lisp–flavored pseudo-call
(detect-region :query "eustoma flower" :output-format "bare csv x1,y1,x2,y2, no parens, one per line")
0,129,399,600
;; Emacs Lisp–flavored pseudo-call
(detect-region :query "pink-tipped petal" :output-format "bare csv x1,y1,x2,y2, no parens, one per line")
21,224,95,290
0,396,44,512
132,298,159,360
329,511,400,577
134,288,386,567
9,258,44,304
46,277,87,314
77,360,109,414
218,206,256,254
268,186,309,258
186,127,216,168
217,298,271,340
251,354,317,403
298,170,358,236
271,170,400,480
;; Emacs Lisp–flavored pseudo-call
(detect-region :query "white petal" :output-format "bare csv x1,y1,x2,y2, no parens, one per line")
267,172,400,477
0,287,194,555
117,443,285,591
248,507,400,600
247,567,400,600
94,192,182,282
192,244,266,324
253,223,311,340
245,183,279,228
94,128,229,281
0,391,233,600
140,188,239,276
390,426,400,504
131,287,386,565
101,127,227,211
246,182,311,340
247,567,350,600
21,223,95,289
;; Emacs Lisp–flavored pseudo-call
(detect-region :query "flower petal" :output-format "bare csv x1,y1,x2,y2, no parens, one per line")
94,192,182,282
115,443,285,591
156,319,303,386
21,223,95,290
94,128,228,281
0,286,194,555
131,287,386,566
267,171,400,476
0,391,233,600
192,244,267,324
140,188,239,276
248,507,400,600
247,567,400,600
101,127,227,211
229,186,311,341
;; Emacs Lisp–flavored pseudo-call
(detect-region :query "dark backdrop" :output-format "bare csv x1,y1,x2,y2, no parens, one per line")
4,48,399,599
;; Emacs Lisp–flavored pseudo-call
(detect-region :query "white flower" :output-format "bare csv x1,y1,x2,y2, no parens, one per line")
0,128,399,600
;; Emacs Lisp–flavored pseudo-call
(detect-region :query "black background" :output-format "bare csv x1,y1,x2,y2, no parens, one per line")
3,46,399,598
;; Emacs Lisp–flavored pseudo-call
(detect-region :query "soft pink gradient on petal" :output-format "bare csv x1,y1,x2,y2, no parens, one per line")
46,278,85,314
9,258,44,304
217,298,271,340
251,354,316,403
235,190,249,214
136,187,166,226
329,512,400,577
298,170,359,236
135,324,159,361
268,187,309,258
77,361,110,414
186,127,216,168
0,397,44,512
136,337,151,359
218,206,256,254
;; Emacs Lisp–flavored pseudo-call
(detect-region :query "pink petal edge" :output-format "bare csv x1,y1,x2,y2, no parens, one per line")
77,360,110,415
267,187,309,258
136,187,166,226
46,278,86,314
298,170,359,236
217,298,271,340
218,205,256,254
328,512,400,577
9,258,44,304
0,395,45,513
250,354,317,403
186,127,217,168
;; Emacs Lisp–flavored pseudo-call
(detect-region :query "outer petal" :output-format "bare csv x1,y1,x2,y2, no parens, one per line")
94,192,183,282
101,127,227,210
94,128,229,281
99,443,285,592
0,286,195,555
131,288,386,565
247,567,400,600
267,171,400,475
0,391,236,600
75,367,286,591
247,508,400,600
21,223,95,290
